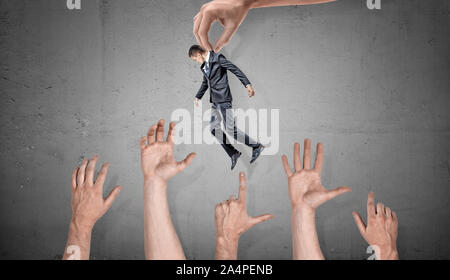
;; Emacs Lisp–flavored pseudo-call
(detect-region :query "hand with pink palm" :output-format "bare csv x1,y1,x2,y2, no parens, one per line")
139,119,196,184
282,139,351,211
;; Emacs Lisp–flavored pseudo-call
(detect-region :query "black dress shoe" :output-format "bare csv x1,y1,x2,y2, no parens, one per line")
231,151,241,170
250,144,264,164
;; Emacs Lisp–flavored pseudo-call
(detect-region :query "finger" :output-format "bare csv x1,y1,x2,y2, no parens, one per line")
392,211,398,223
352,211,367,236
198,12,215,50
385,207,392,219
238,172,247,203
229,195,236,201
303,139,311,169
193,11,204,46
147,124,157,145
77,158,88,186
367,192,376,219
95,163,109,191
177,152,196,172
156,119,165,142
139,136,147,151
376,203,385,217
222,202,229,213
281,155,293,177
166,122,176,144
71,167,78,190
85,155,99,185
314,142,323,173
104,186,122,210
293,142,302,172
324,186,351,203
249,214,274,227
214,25,238,53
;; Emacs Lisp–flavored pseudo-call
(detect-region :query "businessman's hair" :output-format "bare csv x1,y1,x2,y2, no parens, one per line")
189,45,206,57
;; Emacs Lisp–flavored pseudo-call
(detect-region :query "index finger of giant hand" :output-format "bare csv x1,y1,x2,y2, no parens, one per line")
193,12,203,46
198,11,215,51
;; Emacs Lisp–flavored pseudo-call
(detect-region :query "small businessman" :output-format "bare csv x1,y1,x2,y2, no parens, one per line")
189,45,264,170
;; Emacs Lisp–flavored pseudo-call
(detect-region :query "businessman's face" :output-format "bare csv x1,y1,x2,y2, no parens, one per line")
190,52,205,64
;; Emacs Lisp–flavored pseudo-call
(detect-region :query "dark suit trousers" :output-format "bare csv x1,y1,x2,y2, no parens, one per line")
210,102,260,158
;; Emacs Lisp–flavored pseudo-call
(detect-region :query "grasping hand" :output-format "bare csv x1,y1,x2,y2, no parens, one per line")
215,172,274,259
281,139,351,212
246,85,255,97
193,0,252,52
352,192,399,260
70,155,122,231
193,0,337,52
139,119,196,183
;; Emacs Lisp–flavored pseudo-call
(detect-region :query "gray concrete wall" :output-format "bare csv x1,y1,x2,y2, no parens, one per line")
0,0,448,259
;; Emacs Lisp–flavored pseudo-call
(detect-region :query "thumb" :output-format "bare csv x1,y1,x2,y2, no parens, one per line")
325,186,351,202
249,214,274,227
352,211,367,237
177,152,196,172
104,185,122,210
214,26,238,53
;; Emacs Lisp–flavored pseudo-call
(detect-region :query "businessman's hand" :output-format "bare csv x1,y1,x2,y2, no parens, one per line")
215,172,274,259
193,0,252,52
194,98,200,107
352,192,399,260
70,156,122,231
282,139,351,212
140,120,196,184
246,84,255,97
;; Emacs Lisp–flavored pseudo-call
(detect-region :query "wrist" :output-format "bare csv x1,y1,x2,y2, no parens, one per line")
143,175,167,188
216,235,239,260
378,246,399,260
292,203,315,217
69,219,93,236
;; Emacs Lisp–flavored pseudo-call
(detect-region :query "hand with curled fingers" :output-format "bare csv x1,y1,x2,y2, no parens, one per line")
139,119,196,184
281,139,351,212
215,172,274,260
352,192,399,260
70,155,122,231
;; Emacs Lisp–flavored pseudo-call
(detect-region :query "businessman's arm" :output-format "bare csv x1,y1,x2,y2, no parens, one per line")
63,156,122,260
218,54,251,87
196,75,209,100
281,139,351,260
141,120,196,260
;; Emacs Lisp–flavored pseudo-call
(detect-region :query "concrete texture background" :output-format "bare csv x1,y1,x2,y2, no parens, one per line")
0,0,449,259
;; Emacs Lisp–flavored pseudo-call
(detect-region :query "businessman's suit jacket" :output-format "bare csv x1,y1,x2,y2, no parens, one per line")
196,51,251,104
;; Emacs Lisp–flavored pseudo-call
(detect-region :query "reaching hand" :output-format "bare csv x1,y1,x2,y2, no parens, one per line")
215,172,274,242
139,119,196,183
70,155,122,231
193,0,252,52
352,192,399,260
281,139,351,211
